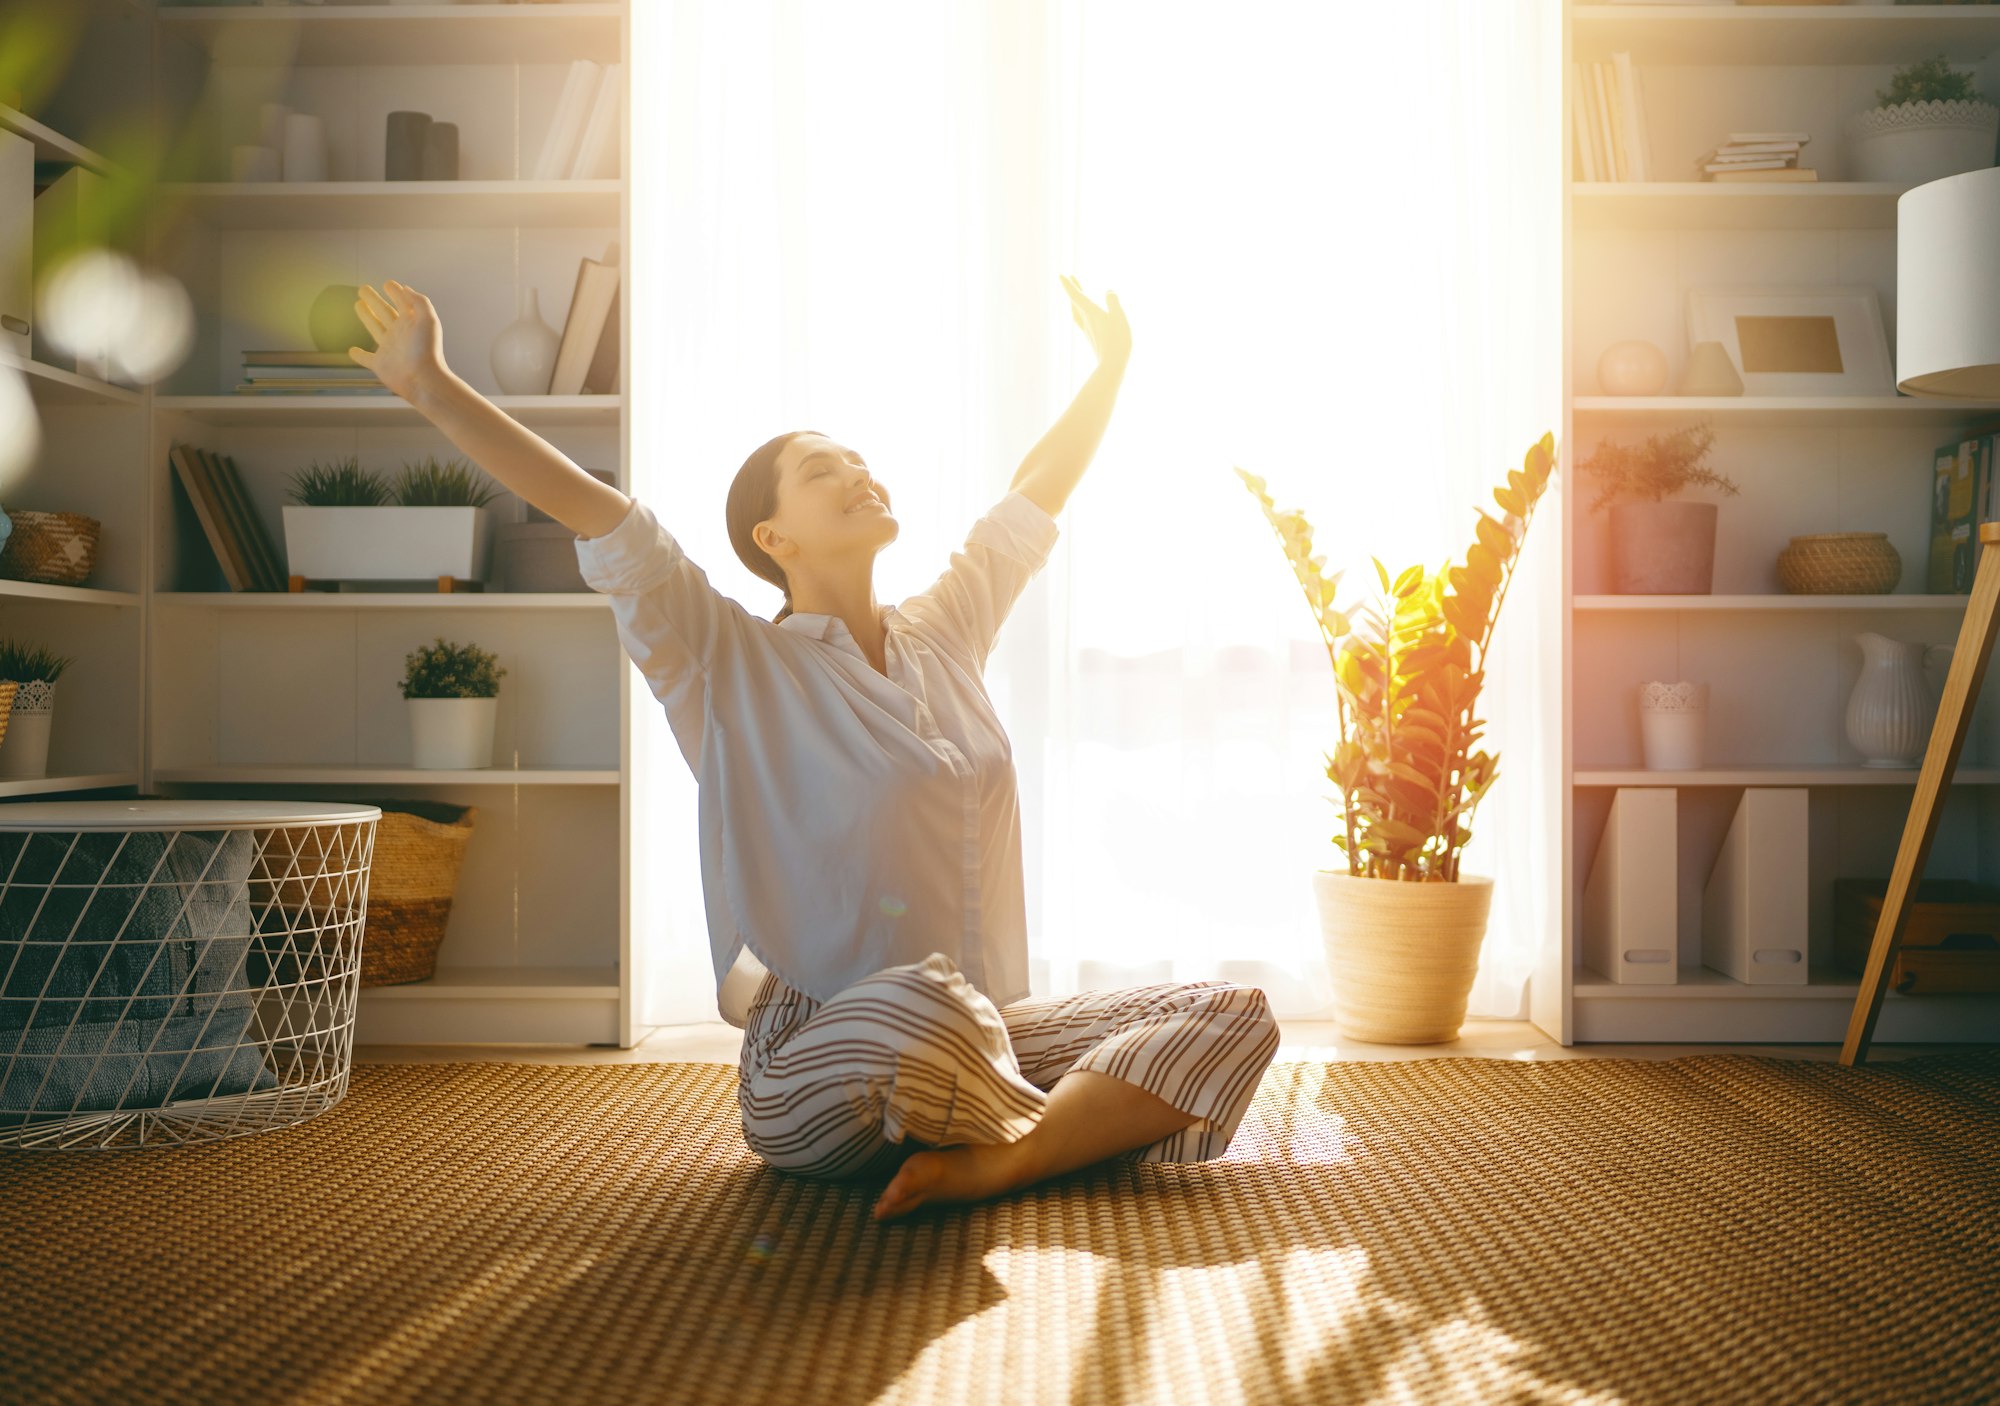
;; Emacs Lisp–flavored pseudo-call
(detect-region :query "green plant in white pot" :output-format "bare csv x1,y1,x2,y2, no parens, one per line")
0,639,73,781
402,636,505,770
283,454,502,588
1849,55,1999,185
1236,431,1554,1043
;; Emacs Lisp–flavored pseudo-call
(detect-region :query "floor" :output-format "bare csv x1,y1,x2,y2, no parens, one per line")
355,1018,1975,1065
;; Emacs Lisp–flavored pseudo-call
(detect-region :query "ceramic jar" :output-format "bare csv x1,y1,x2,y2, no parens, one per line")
491,287,559,395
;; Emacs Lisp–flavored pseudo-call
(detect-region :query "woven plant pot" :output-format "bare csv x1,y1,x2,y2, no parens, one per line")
1777,533,1902,595
0,511,100,587
0,682,16,753
251,799,475,987
0,680,53,780
1314,871,1493,1044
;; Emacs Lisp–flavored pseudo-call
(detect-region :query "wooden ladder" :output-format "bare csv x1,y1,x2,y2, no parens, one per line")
1843,520,2000,1065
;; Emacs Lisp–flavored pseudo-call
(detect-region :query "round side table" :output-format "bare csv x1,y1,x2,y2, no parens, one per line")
0,800,379,1150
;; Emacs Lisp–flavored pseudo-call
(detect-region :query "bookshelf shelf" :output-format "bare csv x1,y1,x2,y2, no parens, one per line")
3,351,144,408
1571,5,2000,67
1571,182,1909,231
1572,396,2000,428
0,580,140,608
1574,768,2000,787
157,4,624,67
154,393,621,427
152,766,620,786
153,591,611,611
0,103,128,179
156,181,621,231
1573,595,1969,613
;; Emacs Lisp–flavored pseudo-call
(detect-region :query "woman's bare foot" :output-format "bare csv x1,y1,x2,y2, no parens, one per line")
871,1141,1033,1221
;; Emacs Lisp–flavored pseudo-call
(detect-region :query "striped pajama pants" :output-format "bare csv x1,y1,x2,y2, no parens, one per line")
736,950,1282,1179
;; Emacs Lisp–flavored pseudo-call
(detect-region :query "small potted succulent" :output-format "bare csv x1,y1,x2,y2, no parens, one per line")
1849,55,1998,185
1236,432,1555,1044
282,453,502,587
401,636,505,770
1579,420,1740,594
0,639,73,780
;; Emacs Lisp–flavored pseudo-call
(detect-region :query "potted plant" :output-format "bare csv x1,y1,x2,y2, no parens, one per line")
1236,432,1555,1043
282,454,501,587
1579,420,1739,594
1849,55,1998,185
402,635,505,770
0,639,73,780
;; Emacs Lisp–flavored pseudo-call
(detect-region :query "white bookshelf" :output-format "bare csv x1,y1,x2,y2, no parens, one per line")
1557,3,2000,1044
5,0,641,1046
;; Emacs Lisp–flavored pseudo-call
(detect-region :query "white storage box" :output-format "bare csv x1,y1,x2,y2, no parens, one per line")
282,505,495,584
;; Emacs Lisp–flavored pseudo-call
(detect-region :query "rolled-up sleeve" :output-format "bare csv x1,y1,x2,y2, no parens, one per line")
575,496,750,730
898,490,1060,670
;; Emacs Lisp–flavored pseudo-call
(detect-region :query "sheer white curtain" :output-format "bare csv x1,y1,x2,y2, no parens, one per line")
627,1,1561,1028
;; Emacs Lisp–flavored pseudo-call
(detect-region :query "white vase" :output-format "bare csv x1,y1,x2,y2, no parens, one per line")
408,696,498,770
1312,870,1493,1044
0,679,56,779
490,288,559,396
1845,632,1939,768
1639,680,1708,771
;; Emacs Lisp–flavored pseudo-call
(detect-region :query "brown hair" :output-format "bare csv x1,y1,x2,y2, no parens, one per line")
726,429,822,623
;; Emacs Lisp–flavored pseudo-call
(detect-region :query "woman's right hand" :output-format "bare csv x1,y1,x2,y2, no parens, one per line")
348,279,451,402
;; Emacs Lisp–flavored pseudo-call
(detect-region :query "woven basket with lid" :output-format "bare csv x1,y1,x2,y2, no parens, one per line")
1776,532,1901,594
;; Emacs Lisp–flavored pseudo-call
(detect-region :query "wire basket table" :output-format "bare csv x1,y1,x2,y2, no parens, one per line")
0,800,379,1150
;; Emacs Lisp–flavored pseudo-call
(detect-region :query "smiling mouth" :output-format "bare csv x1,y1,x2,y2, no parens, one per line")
846,496,886,513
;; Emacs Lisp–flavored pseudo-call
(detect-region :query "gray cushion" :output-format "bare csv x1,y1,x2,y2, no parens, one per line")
1,827,278,1118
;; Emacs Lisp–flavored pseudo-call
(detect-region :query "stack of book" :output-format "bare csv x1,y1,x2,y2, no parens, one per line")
534,60,621,181
1698,133,1816,183
1928,433,1999,594
235,350,390,396
1572,52,1651,182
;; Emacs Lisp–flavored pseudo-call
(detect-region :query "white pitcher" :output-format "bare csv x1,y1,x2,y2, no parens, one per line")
1845,632,1946,768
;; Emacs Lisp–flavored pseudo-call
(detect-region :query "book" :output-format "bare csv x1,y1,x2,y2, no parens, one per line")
1572,67,1601,180
199,447,285,591
1592,63,1620,182
1704,168,1816,184
243,367,381,381
583,279,619,394
1,129,31,355
1612,50,1649,182
232,384,396,396
1704,159,1795,173
243,350,366,367
550,247,619,395
169,443,251,591
568,62,620,179
1927,437,1981,594
1726,131,1810,144
1708,142,1806,157
533,59,602,181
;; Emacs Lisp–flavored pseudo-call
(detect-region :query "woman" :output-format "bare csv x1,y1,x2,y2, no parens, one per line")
349,277,1279,1221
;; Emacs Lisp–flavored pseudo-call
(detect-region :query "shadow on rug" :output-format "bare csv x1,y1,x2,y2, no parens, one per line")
3,1050,1997,1405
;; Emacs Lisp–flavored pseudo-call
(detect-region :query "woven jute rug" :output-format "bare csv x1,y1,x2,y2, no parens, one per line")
3,1051,1997,1406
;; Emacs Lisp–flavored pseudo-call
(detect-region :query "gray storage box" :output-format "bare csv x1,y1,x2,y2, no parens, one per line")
497,521,589,592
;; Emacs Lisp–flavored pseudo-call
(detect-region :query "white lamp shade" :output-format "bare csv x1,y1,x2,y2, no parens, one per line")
1898,166,2000,398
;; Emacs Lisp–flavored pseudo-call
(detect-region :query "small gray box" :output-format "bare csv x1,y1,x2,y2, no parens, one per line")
497,521,589,592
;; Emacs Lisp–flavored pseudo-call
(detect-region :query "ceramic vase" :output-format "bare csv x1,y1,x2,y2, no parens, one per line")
1597,340,1669,396
491,288,559,395
1679,341,1744,396
409,697,499,770
1608,500,1718,594
1313,871,1493,1044
1845,632,1941,768
1639,681,1708,771
0,679,56,779
385,111,432,181
422,122,458,181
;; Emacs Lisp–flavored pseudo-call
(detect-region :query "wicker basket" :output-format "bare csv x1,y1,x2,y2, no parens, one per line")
1776,532,1902,594
250,799,476,987
0,510,101,587
0,682,16,752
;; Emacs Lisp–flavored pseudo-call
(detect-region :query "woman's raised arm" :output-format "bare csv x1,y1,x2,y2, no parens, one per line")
349,279,631,540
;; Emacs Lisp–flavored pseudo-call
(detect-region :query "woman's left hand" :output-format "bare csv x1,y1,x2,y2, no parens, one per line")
1062,275,1130,372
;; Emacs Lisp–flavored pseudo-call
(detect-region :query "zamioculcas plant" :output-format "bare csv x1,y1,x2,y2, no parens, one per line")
1236,431,1556,883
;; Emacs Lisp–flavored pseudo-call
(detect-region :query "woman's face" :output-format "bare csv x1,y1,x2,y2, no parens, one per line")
757,434,898,570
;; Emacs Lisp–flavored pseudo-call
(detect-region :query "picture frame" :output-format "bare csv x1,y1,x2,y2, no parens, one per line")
1685,285,1895,397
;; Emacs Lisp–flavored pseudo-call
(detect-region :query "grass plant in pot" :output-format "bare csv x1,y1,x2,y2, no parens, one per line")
1848,55,1998,186
1580,420,1739,595
282,454,501,588
1236,432,1555,1044
402,636,505,770
0,640,72,780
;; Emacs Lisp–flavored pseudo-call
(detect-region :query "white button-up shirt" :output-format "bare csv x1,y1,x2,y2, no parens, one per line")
575,490,1059,1028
